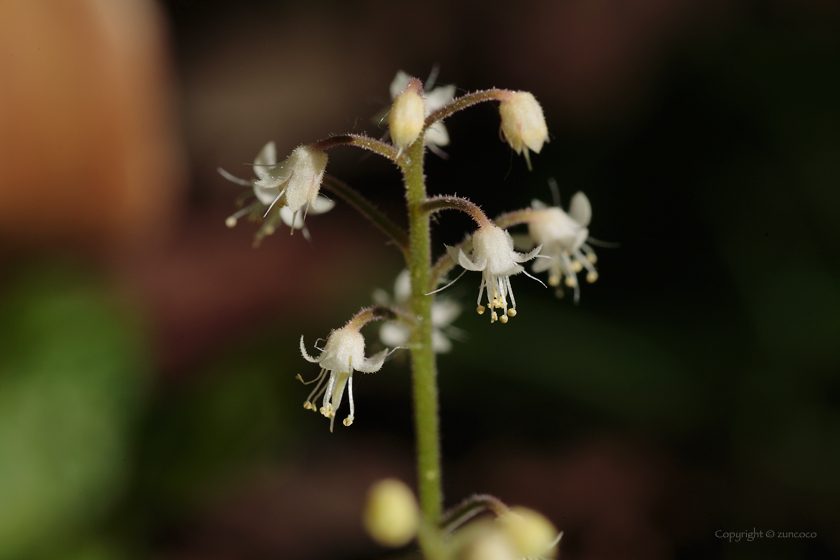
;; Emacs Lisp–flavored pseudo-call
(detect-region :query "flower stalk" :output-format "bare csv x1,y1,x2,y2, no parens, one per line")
401,137,444,536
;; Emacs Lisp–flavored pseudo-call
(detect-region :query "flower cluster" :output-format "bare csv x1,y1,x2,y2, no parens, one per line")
519,192,599,301
221,68,611,560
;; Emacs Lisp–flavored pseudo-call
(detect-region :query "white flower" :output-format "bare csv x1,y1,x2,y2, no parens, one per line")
448,224,541,323
524,192,598,301
390,70,456,150
498,91,549,170
298,326,388,431
373,270,462,353
219,141,334,241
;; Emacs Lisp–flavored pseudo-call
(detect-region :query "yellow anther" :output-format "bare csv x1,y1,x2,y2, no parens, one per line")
499,314,509,324
586,271,599,283
572,260,583,272
476,305,486,315
264,225,276,235
225,217,237,228
508,309,517,317
303,401,312,410
343,416,354,427
548,275,560,287
564,277,577,288
587,254,598,264
491,312,499,323
295,374,305,383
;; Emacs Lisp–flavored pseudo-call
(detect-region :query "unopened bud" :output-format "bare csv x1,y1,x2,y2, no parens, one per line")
498,91,549,170
390,79,426,152
463,529,518,560
363,478,419,547
498,507,559,559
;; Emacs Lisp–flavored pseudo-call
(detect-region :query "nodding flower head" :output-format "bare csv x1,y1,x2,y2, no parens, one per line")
448,224,541,324
390,70,456,151
524,192,598,301
298,325,388,431
498,91,549,170
219,142,333,243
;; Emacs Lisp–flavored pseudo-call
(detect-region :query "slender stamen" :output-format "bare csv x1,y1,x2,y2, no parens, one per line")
225,206,252,227
343,376,356,427
263,182,289,217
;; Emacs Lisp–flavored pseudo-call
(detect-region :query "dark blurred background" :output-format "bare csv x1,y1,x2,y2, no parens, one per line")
1,0,839,559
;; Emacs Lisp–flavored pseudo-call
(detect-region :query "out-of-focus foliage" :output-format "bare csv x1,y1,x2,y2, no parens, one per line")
0,262,149,559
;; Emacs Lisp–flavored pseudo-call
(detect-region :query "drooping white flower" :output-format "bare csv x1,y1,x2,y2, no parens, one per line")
373,270,462,353
448,224,541,324
523,192,598,301
219,141,334,242
298,325,388,431
390,70,456,150
498,91,549,170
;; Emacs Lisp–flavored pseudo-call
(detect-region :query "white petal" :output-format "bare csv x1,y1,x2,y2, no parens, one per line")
424,122,450,147
372,288,391,307
514,244,543,263
309,195,335,215
279,206,303,229
390,71,412,99
432,331,452,353
531,255,554,273
356,348,388,373
531,198,548,210
217,168,253,187
394,269,412,303
300,336,321,363
458,248,485,272
379,322,409,347
254,141,277,179
568,192,591,227
431,298,461,327
425,84,456,113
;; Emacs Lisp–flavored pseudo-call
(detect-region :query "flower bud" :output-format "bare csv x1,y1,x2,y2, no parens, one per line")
389,78,426,152
363,479,419,547
462,528,518,560
498,91,549,169
498,507,559,558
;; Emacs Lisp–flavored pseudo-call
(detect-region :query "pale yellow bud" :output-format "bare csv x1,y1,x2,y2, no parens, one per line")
390,79,426,152
363,478,419,547
499,91,549,170
498,507,559,558
462,529,518,560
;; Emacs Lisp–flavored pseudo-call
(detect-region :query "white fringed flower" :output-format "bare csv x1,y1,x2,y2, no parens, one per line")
219,141,334,241
448,224,541,324
298,326,388,431
373,270,462,353
390,70,456,150
498,91,549,170
524,192,598,301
